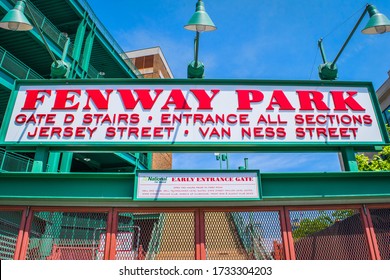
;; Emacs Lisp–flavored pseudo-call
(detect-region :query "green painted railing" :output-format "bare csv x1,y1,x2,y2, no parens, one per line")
145,213,165,260
0,46,42,80
0,148,34,172
9,0,101,79
230,212,273,260
10,0,73,56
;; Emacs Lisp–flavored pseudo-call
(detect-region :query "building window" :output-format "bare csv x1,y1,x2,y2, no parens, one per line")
134,55,154,69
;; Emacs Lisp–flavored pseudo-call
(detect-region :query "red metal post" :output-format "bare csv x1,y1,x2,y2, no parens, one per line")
18,208,34,260
104,208,115,260
362,206,382,260
283,207,296,260
359,207,378,259
195,209,201,260
279,207,291,260
198,209,206,260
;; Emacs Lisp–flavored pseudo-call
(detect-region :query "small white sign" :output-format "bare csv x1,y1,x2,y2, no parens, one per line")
135,171,261,200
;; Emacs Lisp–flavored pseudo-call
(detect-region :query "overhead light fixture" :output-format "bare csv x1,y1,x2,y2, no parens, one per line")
318,4,390,80
0,0,70,79
184,0,216,79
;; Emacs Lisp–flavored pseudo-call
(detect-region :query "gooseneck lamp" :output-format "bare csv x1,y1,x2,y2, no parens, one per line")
184,0,216,79
0,0,70,79
318,4,390,80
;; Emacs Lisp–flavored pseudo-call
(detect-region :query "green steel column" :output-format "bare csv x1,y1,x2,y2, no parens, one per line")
32,147,48,173
72,19,87,62
47,152,61,172
81,29,95,73
341,147,359,171
147,153,152,169
59,152,73,173
69,19,87,79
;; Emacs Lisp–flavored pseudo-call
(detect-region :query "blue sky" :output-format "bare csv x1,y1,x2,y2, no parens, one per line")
88,0,390,172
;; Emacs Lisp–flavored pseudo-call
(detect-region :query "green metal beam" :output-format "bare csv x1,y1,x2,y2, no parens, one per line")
72,19,87,62
0,172,133,199
81,29,95,75
0,171,389,206
47,152,60,172
32,147,48,172
59,152,72,172
341,147,359,171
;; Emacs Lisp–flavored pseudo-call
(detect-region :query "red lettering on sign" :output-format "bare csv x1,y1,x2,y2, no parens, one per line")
190,89,220,110
266,90,295,111
117,89,163,110
236,90,264,110
22,90,51,110
330,91,365,111
52,89,80,110
297,91,330,111
83,89,112,110
161,89,191,110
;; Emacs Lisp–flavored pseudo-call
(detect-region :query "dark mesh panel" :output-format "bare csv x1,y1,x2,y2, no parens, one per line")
369,208,390,260
290,209,370,260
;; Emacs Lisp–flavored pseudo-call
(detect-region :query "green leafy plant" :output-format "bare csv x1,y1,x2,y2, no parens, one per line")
356,125,390,171
292,210,354,240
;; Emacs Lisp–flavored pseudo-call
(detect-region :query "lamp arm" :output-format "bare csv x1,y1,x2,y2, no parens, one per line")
331,6,369,68
318,38,328,63
24,0,57,64
194,31,200,68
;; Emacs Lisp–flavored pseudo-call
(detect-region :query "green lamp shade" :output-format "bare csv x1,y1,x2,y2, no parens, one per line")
184,0,216,32
0,1,32,31
362,5,390,34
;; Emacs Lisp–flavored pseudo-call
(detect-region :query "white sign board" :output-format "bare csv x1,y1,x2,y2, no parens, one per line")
1,82,386,146
135,171,261,201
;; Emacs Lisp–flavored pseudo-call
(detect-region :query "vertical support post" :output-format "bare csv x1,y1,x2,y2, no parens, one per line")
81,29,95,73
195,209,206,260
106,208,116,260
244,158,248,169
59,152,73,173
14,207,29,260
72,19,86,62
147,153,152,170
360,206,381,260
194,32,200,68
225,153,229,170
341,147,359,171
18,207,34,260
47,152,61,172
32,147,48,173
282,207,296,260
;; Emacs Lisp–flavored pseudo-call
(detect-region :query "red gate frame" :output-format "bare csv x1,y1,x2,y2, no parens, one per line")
1,203,389,260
